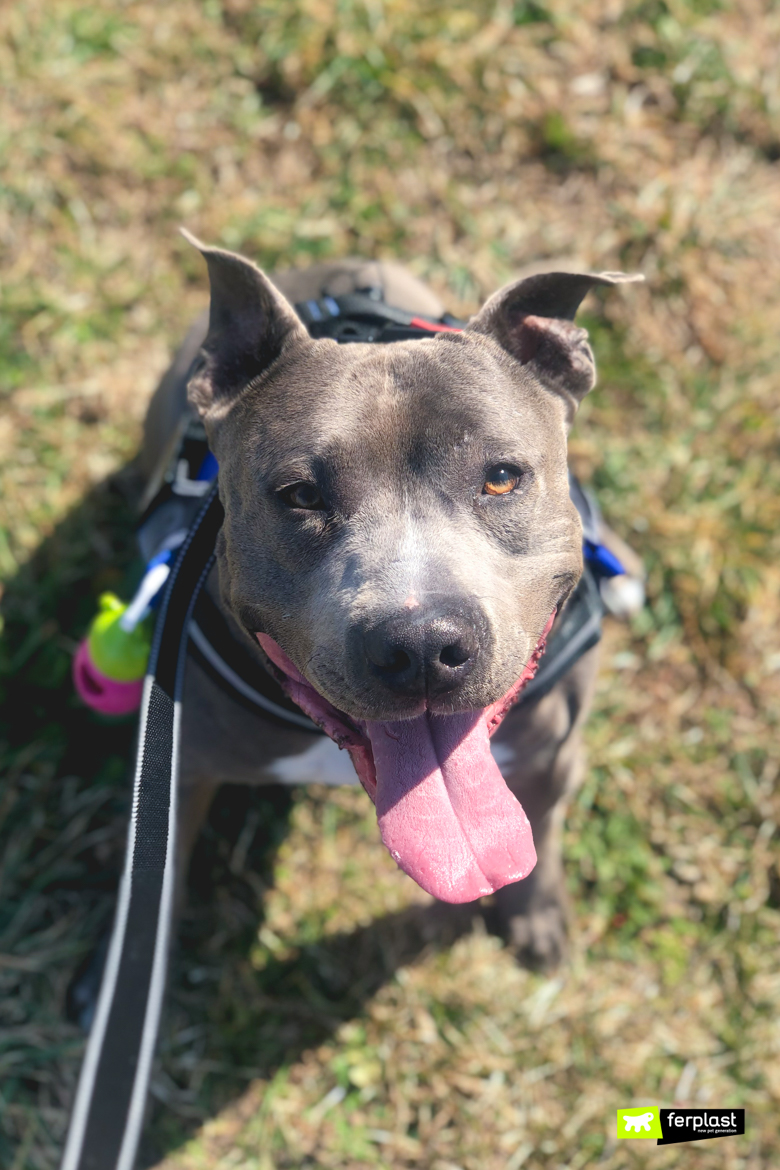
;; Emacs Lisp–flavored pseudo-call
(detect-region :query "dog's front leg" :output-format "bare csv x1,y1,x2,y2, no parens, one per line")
489,646,598,970
175,774,219,916
493,798,573,970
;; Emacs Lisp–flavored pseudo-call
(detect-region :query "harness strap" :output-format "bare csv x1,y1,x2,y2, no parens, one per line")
189,587,322,732
512,566,603,707
60,487,223,1170
293,290,465,343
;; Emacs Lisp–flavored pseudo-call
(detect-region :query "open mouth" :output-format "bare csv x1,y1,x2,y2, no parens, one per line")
256,613,555,905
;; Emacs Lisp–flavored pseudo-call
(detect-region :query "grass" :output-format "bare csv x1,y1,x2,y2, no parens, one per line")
1,0,780,1167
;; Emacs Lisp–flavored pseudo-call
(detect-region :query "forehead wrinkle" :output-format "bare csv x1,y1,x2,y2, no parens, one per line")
366,344,405,419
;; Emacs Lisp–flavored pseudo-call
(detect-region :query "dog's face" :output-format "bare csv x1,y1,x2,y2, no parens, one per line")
186,234,640,903
209,331,579,720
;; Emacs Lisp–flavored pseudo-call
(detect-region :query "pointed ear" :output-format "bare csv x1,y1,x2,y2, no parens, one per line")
181,229,310,417
467,271,643,425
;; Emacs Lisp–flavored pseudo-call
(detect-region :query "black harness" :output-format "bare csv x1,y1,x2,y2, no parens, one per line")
60,293,612,1170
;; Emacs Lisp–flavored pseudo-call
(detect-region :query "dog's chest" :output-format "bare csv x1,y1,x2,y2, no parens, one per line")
264,736,359,786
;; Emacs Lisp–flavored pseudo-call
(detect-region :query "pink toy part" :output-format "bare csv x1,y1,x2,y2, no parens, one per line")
73,639,144,716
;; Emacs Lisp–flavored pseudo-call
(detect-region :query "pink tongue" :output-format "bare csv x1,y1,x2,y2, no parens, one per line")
368,710,536,904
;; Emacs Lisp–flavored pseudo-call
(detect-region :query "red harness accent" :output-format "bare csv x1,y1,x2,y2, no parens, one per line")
409,316,463,333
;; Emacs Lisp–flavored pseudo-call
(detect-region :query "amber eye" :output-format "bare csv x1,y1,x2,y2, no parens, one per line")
279,481,325,510
483,465,521,495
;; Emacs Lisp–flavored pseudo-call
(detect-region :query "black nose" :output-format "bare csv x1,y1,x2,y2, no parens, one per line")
362,606,481,697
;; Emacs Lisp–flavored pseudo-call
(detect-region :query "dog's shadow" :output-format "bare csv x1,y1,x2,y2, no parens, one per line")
0,466,476,1168
153,793,474,1164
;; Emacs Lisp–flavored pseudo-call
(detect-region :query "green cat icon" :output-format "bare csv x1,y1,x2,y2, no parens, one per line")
617,1107,663,1139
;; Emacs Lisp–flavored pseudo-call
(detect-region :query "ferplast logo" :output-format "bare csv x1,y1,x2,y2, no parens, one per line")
617,1106,746,1145
616,1107,662,1140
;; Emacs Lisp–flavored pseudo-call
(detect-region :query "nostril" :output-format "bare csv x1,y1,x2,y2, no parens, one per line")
439,642,472,669
364,625,416,675
386,648,412,674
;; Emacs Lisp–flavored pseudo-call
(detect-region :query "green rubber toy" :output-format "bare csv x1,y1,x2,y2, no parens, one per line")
87,593,152,682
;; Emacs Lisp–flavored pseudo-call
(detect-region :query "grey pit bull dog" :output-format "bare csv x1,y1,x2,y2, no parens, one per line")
139,239,642,969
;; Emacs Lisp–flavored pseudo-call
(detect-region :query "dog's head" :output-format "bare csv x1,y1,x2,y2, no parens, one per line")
184,231,640,903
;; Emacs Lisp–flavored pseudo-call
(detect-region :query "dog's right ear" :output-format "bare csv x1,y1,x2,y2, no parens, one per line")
181,229,310,418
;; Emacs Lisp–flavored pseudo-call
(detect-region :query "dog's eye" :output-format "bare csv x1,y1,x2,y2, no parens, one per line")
483,465,521,496
279,481,325,510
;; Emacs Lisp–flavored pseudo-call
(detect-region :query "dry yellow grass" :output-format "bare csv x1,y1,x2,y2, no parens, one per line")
1,2,779,1168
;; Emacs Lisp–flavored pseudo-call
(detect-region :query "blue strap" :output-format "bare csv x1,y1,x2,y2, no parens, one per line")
583,538,625,578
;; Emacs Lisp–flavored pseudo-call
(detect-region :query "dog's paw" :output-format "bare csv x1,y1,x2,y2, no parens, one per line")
502,903,568,972
66,931,109,1032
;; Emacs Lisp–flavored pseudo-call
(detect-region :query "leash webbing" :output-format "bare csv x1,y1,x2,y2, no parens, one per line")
60,485,223,1170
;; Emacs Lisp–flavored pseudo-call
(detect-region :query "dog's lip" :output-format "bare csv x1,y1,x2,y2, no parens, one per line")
254,633,372,746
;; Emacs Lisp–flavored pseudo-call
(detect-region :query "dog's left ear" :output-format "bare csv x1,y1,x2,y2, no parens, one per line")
181,229,310,417
467,271,643,425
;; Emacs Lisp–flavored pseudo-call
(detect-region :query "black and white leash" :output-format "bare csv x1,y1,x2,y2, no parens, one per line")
60,486,223,1170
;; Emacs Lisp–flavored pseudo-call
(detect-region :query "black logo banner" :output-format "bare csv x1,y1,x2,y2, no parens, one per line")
657,1108,745,1145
